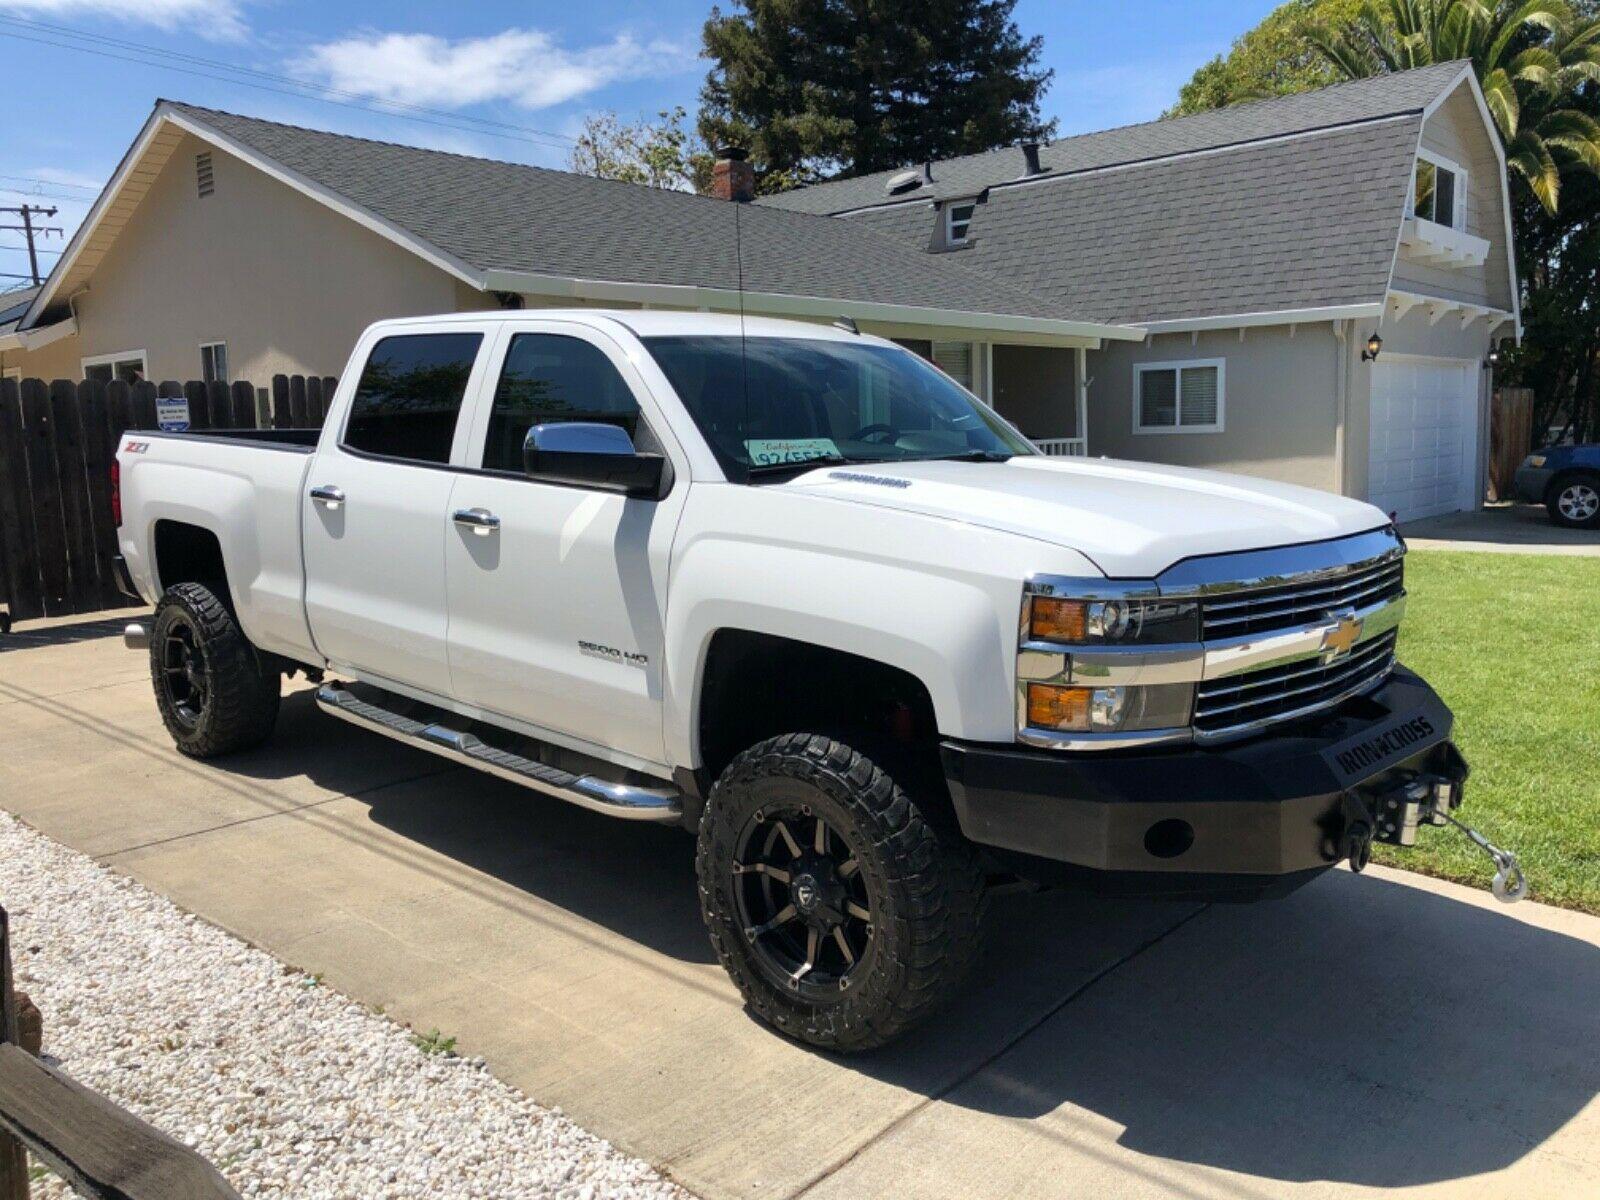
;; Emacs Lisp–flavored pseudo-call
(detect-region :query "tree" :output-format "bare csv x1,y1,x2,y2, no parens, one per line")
698,0,1056,193
568,106,714,193
1169,0,1365,115
1311,1,1600,213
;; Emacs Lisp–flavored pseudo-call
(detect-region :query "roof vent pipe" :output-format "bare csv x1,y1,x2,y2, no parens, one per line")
922,161,935,183
1020,141,1043,177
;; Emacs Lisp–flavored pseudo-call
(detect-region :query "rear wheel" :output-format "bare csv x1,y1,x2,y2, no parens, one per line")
1547,474,1600,529
150,581,280,758
696,733,985,1052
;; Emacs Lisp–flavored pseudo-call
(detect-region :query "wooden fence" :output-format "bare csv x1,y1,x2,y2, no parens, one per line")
0,375,334,626
1487,386,1535,503
0,905,243,1199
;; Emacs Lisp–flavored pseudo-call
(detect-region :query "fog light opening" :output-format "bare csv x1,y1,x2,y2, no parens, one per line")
1144,818,1195,860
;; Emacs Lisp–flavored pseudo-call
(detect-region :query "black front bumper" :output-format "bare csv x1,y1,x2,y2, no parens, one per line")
941,666,1463,901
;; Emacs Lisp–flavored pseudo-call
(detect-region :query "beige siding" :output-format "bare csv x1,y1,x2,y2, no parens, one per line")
1390,82,1514,309
6,132,492,385
1089,325,1342,492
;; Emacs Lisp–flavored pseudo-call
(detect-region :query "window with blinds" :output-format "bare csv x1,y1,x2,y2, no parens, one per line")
1135,360,1224,433
931,340,974,391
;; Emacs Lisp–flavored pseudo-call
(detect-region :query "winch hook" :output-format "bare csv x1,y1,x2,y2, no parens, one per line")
1438,813,1528,904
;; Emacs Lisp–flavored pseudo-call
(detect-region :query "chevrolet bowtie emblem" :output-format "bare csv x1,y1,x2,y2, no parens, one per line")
1319,609,1364,661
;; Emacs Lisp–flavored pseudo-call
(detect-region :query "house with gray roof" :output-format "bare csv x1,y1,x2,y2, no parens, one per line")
763,59,1520,523
4,59,1517,521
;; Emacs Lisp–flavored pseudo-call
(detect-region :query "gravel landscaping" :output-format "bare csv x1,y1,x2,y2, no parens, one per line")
0,810,691,1200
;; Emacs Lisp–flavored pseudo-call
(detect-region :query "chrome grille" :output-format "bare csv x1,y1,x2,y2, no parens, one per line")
1200,555,1404,639
1194,629,1398,738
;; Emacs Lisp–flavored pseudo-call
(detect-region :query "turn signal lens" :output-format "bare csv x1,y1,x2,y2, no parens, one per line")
1027,683,1092,731
1029,597,1087,642
1528,455,1547,467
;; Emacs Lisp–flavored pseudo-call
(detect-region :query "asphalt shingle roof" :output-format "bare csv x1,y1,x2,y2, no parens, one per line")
848,116,1424,324
167,103,1105,328
757,61,1469,216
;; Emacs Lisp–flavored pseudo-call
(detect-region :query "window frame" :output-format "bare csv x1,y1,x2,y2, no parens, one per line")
199,340,228,385
80,348,148,384
1133,358,1226,436
944,201,976,246
1413,148,1467,232
335,327,488,468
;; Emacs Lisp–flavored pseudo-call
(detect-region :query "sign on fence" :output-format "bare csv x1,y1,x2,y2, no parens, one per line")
0,373,333,625
156,398,191,433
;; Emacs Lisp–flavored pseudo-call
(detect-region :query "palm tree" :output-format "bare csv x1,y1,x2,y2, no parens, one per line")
1312,0,1600,211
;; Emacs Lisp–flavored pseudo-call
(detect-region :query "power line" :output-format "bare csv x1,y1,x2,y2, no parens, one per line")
0,185,93,205
0,244,63,256
0,16,579,152
0,173,99,196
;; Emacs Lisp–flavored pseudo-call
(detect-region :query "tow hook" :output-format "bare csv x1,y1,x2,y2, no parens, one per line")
1370,773,1528,904
1340,818,1374,873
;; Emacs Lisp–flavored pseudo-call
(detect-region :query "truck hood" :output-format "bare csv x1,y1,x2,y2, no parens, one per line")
783,456,1390,579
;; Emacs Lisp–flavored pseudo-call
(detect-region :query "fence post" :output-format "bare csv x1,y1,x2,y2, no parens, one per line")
0,380,43,623
304,376,323,426
288,375,307,427
322,378,338,428
78,380,122,610
205,381,233,431
229,381,256,430
47,382,99,614
19,381,69,617
270,376,290,429
181,381,210,432
0,907,28,1200
131,381,158,430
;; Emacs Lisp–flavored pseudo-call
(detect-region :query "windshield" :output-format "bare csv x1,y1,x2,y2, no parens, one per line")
641,335,1035,481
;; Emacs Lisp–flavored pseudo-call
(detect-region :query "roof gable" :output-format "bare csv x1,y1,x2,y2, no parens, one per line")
22,101,1143,344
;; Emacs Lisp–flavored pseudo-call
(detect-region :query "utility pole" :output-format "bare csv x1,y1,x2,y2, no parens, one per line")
0,205,61,286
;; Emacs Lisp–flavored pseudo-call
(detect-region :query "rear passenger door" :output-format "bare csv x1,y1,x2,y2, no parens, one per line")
444,322,687,769
303,325,488,697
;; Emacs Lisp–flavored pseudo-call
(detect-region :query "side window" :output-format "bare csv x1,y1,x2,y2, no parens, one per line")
482,333,643,473
343,332,483,464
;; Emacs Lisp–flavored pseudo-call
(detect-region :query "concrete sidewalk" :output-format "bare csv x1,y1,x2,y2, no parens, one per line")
3,615,1598,1198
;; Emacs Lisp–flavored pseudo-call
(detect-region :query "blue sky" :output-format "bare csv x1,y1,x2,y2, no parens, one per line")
0,0,1279,291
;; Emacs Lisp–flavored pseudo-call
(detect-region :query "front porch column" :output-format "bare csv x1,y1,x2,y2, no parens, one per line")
1075,346,1088,450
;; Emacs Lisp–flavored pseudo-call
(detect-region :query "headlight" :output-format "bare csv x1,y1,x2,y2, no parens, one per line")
1024,682,1193,733
1026,595,1199,646
1526,454,1547,468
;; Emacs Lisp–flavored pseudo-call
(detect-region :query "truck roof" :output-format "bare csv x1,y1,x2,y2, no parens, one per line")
367,308,893,345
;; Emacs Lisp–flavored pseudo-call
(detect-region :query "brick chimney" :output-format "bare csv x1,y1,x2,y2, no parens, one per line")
711,146,755,202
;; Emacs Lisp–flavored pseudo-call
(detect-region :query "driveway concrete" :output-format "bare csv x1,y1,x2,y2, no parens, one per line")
4,615,1599,1199
1400,502,1600,555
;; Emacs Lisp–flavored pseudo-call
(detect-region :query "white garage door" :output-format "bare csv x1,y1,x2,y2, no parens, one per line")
1368,356,1481,523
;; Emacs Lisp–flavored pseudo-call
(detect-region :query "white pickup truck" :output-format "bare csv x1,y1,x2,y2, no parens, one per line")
112,310,1519,1050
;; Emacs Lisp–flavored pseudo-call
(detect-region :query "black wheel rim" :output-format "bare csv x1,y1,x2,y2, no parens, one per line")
733,803,875,999
158,618,209,729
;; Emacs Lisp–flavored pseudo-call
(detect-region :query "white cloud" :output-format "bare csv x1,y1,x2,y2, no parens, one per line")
295,27,695,112
0,0,248,42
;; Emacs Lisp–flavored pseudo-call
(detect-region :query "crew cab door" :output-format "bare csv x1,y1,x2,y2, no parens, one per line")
303,326,488,696
444,323,687,768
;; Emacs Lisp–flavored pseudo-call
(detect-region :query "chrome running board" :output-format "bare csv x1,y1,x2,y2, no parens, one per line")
314,684,682,823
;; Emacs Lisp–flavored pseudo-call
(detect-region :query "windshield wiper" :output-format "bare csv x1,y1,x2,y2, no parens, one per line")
908,450,1014,463
743,454,851,482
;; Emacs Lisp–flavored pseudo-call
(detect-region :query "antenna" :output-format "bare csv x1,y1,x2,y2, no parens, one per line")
733,192,750,448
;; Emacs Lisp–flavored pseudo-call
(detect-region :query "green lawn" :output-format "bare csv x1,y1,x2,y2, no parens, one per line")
1382,551,1600,912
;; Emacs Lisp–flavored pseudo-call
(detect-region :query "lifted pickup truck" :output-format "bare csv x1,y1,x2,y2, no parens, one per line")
114,310,1522,1050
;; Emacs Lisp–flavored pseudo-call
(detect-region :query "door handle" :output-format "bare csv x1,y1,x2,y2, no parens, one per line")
309,484,345,510
452,507,501,536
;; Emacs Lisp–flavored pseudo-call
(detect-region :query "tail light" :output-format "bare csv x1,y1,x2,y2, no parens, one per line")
110,457,122,527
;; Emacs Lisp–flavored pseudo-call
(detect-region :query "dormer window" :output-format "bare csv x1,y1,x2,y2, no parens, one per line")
945,202,976,246
1413,151,1465,230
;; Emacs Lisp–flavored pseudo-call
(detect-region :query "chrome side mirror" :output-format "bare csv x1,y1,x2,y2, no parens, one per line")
522,422,667,498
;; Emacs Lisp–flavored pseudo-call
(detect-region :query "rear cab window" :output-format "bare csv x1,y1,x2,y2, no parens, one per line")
342,331,485,464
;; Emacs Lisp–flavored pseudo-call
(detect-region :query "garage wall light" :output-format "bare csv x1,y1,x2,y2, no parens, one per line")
1361,333,1383,362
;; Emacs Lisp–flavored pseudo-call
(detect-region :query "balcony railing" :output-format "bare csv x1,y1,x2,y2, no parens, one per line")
1033,436,1087,457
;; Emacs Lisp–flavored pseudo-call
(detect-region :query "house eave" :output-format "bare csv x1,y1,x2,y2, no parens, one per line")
0,314,77,353
483,268,1147,345
1136,303,1385,336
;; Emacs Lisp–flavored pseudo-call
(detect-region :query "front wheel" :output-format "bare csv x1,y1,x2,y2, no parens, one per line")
150,581,280,758
696,733,985,1052
1547,474,1600,529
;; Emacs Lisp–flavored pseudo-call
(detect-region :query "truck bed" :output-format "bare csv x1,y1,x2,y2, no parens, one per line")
129,428,322,450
